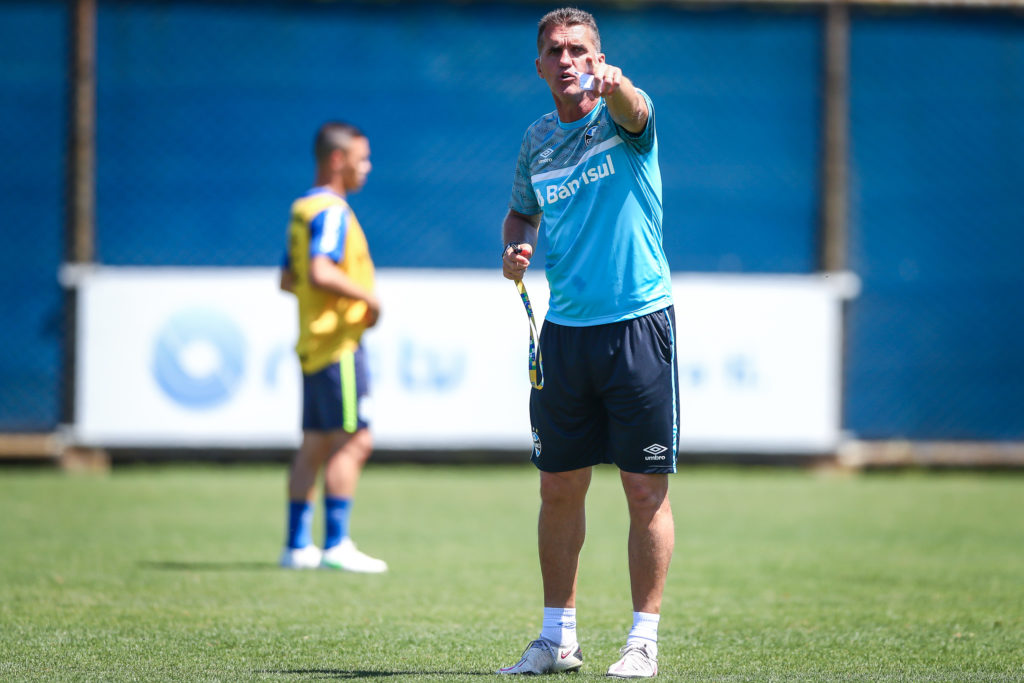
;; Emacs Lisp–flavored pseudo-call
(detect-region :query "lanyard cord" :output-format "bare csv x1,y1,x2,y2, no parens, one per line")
514,278,544,390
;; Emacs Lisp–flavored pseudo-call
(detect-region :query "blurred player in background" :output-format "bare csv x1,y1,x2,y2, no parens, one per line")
278,121,386,573
498,8,676,678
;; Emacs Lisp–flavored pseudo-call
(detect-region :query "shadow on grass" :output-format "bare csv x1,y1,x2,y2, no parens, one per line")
139,560,278,571
261,670,494,679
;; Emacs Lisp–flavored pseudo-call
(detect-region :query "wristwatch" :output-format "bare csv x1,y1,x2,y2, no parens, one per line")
504,241,524,257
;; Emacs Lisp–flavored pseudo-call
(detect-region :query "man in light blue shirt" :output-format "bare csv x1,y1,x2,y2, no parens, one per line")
498,7,678,679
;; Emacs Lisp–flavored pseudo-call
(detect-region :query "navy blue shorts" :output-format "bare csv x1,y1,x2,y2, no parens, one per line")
302,346,370,433
529,306,678,474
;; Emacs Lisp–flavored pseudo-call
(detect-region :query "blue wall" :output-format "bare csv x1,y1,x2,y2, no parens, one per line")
0,2,66,430
93,2,821,273
2,1,1023,441
847,11,1024,439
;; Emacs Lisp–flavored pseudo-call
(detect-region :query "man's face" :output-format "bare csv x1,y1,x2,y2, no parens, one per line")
338,136,372,193
536,24,603,97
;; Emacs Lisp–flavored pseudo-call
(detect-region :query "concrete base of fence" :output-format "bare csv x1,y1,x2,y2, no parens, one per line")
3,433,1024,471
0,433,62,460
838,440,1024,469
0,433,110,472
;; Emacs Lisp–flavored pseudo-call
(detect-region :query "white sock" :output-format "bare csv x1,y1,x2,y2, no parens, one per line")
540,607,577,647
627,611,660,654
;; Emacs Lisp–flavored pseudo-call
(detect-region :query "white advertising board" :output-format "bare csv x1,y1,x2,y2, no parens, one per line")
73,268,852,453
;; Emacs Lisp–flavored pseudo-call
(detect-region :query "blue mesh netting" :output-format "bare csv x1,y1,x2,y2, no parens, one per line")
0,1,67,431
93,2,821,273
846,10,1024,439
3,1,1023,440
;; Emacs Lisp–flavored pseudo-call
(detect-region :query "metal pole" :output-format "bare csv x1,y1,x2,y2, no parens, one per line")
820,1,854,456
821,1,850,272
62,0,97,430
67,0,96,264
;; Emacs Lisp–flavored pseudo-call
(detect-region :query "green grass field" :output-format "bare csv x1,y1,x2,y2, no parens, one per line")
1,463,1022,681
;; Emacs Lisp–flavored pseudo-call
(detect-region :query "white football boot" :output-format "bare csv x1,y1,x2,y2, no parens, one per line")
606,642,658,678
319,538,388,573
498,638,583,675
278,544,322,570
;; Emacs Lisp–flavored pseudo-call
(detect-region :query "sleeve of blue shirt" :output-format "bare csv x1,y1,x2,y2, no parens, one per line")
509,128,542,216
309,204,348,262
614,89,656,156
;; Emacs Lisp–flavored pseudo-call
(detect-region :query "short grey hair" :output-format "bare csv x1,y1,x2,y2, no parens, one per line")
537,7,601,53
314,121,365,163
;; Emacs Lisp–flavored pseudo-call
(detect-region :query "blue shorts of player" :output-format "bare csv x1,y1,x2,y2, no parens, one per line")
529,306,678,474
302,346,369,433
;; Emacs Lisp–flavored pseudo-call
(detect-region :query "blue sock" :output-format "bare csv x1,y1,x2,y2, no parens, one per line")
286,500,314,549
324,496,352,550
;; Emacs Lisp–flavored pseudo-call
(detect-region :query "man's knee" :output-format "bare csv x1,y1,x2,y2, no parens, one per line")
620,473,669,512
539,469,591,507
329,428,373,464
349,428,373,458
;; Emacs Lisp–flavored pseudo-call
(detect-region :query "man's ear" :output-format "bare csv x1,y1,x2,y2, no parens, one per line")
330,148,346,172
536,57,543,79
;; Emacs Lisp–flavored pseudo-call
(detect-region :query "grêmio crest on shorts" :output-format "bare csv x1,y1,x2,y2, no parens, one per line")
509,89,673,328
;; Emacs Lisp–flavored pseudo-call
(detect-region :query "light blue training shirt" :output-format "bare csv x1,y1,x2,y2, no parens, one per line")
509,89,673,327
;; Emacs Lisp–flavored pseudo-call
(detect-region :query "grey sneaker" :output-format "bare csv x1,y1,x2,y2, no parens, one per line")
498,638,583,675
606,642,658,678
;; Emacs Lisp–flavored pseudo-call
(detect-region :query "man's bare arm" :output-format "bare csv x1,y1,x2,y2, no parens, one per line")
309,255,381,327
502,209,541,281
585,55,648,135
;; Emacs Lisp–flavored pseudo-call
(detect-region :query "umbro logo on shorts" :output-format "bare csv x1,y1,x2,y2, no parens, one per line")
643,443,668,460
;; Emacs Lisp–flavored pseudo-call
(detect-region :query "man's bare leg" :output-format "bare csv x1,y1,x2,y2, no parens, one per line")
538,467,593,608
319,427,385,572
323,428,372,499
620,471,674,613
604,471,673,676
288,432,332,501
